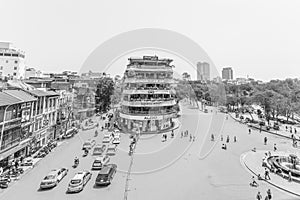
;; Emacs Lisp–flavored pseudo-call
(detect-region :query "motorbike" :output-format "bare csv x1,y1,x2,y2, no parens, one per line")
83,150,88,157
73,159,79,168
0,180,8,189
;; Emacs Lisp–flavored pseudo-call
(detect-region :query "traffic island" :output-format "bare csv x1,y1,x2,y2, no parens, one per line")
241,150,300,197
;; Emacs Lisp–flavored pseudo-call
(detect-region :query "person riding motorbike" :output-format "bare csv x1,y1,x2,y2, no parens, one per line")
74,157,79,165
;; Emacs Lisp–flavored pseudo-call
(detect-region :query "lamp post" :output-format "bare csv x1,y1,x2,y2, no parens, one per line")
0,104,14,151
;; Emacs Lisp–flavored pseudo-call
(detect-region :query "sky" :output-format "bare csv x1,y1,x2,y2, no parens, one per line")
1,0,300,81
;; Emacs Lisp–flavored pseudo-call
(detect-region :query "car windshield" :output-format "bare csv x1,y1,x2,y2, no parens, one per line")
70,179,81,184
44,175,55,180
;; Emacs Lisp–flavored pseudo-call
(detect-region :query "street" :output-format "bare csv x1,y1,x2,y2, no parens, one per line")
0,102,296,200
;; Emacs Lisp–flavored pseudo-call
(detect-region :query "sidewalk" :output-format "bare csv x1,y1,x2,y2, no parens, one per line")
0,141,65,192
241,150,300,197
229,112,300,141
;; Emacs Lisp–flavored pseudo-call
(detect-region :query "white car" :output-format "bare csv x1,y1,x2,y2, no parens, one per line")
102,135,113,143
106,144,117,155
67,171,92,193
92,155,110,170
112,136,120,144
82,139,96,150
40,168,68,189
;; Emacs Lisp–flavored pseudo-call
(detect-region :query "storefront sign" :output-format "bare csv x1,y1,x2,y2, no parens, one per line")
119,112,174,121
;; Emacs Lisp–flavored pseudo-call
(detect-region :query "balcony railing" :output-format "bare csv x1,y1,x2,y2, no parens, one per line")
124,78,174,84
120,109,176,115
121,99,176,107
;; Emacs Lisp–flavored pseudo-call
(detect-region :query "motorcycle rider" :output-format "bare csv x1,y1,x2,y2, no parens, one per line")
74,156,79,165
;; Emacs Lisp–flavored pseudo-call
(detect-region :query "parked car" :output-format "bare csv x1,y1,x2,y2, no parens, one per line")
67,171,92,193
82,139,96,150
93,144,106,156
112,136,120,145
259,121,266,126
102,135,113,143
91,155,110,170
21,157,34,166
95,164,117,186
106,144,117,156
62,128,76,139
40,168,68,189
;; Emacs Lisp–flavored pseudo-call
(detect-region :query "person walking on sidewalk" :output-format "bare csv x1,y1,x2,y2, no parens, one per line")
234,136,237,142
226,135,230,143
249,128,251,134
211,134,215,141
264,168,271,180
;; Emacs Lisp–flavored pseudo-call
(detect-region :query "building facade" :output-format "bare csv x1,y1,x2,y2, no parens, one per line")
0,90,37,170
0,42,26,80
118,56,179,133
222,67,233,80
197,62,210,81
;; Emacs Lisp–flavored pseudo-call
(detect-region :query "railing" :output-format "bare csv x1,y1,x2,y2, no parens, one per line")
120,109,176,115
124,78,174,84
121,99,176,106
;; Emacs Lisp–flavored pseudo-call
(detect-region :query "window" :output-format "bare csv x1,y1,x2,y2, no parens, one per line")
14,60,18,64
14,66,17,70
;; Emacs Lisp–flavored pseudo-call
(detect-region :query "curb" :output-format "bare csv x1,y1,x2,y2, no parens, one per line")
241,152,300,197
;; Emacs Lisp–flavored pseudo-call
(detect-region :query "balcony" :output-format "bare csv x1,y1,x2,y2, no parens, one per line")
124,78,174,84
120,109,176,116
121,99,176,107
122,89,175,95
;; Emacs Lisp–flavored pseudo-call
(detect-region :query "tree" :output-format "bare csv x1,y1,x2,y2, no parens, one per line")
95,77,115,113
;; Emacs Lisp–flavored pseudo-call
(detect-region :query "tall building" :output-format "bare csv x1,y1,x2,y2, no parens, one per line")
118,55,179,133
222,67,233,80
197,62,210,81
0,42,26,80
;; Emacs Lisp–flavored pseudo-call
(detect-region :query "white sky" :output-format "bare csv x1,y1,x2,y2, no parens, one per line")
1,0,300,81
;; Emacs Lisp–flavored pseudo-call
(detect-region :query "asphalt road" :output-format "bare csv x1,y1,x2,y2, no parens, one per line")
0,102,296,200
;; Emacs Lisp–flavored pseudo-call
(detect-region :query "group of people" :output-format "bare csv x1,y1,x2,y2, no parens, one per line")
256,189,272,200
180,130,195,142
210,134,237,150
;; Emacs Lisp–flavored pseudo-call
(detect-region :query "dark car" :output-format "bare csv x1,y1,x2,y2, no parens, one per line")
259,121,266,126
95,164,117,186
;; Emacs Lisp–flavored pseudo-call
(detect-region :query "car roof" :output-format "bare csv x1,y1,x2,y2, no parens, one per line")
73,171,86,179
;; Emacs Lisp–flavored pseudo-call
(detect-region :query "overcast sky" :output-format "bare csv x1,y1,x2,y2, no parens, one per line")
1,0,300,81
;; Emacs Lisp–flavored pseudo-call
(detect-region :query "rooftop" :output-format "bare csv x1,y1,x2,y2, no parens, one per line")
3,89,37,102
0,92,22,107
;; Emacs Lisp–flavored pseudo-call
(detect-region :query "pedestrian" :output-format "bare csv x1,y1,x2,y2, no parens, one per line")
193,136,195,141
165,134,167,141
286,126,288,131
181,131,183,138
211,134,215,141
251,176,258,187
249,128,251,134
267,189,272,200
288,171,292,182
234,136,237,142
264,137,268,145
221,135,223,141
189,134,192,142
273,144,277,151
226,135,230,143
295,128,297,134
264,168,271,180
256,192,262,200
171,131,174,138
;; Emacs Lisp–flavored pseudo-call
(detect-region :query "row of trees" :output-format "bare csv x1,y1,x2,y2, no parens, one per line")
176,75,300,123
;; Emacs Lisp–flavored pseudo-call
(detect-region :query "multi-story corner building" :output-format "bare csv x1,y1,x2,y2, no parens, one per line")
27,90,59,147
197,62,210,81
0,42,26,80
0,90,37,170
118,56,179,133
222,67,233,80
